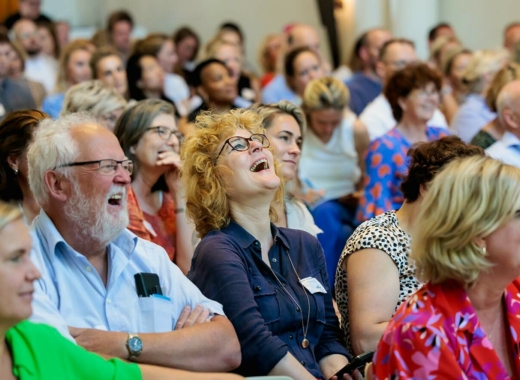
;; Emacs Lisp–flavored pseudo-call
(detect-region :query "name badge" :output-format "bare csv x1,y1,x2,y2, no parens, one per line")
300,277,327,294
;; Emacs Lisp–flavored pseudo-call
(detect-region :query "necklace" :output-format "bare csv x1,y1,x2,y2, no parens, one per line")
267,249,311,349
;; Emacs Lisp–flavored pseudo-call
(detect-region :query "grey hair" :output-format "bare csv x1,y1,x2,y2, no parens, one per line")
61,80,127,118
27,113,97,206
250,100,307,134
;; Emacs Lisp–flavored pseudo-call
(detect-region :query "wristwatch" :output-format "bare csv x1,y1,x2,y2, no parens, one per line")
126,333,143,361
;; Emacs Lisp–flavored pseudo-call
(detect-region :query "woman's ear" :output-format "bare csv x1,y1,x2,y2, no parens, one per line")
397,96,407,112
136,79,144,89
129,146,136,154
6,154,19,172
197,85,208,102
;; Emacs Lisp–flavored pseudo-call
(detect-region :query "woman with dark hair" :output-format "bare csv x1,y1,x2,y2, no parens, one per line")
0,110,50,223
36,21,60,59
114,99,194,274
357,63,450,222
284,47,324,105
126,52,170,104
335,136,484,356
134,34,190,115
173,26,200,83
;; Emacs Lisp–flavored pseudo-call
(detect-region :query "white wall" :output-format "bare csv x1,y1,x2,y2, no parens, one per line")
440,0,520,50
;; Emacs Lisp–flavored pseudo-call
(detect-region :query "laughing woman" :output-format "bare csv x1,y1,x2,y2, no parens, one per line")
184,109,356,380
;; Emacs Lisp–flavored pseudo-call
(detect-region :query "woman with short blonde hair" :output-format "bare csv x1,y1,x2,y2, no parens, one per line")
374,155,520,379
470,62,520,148
452,49,510,141
299,76,368,289
60,80,127,131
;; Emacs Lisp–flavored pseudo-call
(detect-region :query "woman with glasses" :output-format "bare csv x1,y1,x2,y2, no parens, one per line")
184,109,358,379
357,63,450,223
0,110,50,224
114,99,194,274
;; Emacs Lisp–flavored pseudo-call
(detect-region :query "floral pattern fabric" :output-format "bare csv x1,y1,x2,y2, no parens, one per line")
356,127,449,223
373,280,520,380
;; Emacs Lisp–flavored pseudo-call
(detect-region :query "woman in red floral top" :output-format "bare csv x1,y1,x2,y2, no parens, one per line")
114,99,194,273
374,155,520,379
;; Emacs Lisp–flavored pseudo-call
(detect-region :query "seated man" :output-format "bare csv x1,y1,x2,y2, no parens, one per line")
486,80,520,168
27,113,241,372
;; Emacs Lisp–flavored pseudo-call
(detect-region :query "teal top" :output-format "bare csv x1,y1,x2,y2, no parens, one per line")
6,321,141,380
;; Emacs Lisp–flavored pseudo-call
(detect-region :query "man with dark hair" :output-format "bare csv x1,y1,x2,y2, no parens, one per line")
0,34,36,121
345,28,391,115
360,38,448,140
107,10,134,63
3,0,52,30
428,22,455,49
504,22,520,52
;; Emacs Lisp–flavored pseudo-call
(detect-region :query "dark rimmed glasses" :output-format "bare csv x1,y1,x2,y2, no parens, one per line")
54,159,134,175
215,134,270,160
147,126,184,144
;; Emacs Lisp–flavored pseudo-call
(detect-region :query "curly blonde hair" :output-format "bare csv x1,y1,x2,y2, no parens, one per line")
412,156,520,286
181,109,284,238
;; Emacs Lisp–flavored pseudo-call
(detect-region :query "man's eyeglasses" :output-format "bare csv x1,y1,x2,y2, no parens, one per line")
147,126,184,144
215,134,270,160
54,159,134,176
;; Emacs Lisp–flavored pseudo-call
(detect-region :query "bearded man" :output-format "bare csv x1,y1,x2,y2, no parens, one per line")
27,113,241,372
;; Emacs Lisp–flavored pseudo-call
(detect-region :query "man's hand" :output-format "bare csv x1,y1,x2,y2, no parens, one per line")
68,327,126,358
175,304,211,330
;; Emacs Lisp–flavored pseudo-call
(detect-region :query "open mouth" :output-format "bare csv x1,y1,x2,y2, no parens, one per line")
250,158,269,172
108,194,123,206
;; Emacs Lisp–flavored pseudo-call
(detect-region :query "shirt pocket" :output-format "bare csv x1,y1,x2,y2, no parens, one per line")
251,275,281,325
138,296,173,333
308,270,327,325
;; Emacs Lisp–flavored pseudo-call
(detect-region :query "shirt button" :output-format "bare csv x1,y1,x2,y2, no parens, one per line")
254,241,260,246
85,266,92,272
289,334,294,340
282,283,286,287
296,306,301,312
254,286,261,291
272,258,277,263
106,299,112,304
300,360,306,366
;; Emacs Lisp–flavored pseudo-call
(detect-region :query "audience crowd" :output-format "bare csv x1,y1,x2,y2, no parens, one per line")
2,2,520,378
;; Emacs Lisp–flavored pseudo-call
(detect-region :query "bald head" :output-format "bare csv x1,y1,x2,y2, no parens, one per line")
505,23,520,52
288,24,320,52
497,80,520,136
12,18,40,56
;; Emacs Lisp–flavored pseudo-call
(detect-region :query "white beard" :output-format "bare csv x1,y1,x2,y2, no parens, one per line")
64,182,129,247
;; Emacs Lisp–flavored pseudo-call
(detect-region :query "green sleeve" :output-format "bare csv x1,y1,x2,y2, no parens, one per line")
7,321,142,380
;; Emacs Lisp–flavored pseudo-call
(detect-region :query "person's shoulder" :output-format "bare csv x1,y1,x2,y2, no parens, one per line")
8,321,60,340
427,126,450,137
485,139,506,158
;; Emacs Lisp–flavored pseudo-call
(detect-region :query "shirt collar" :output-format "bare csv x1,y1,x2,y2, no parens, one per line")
221,219,290,250
501,131,520,150
32,209,138,261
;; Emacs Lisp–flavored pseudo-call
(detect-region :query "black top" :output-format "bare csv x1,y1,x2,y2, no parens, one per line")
187,102,238,123
3,13,52,30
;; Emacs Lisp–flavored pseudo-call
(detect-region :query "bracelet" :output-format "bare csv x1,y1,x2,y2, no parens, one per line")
175,207,185,214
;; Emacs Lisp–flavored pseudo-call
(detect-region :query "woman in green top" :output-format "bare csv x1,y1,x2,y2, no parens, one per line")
470,63,520,149
0,201,244,380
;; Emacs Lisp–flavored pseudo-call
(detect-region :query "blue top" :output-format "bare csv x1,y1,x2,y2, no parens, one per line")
451,94,496,142
42,92,65,118
261,74,298,104
356,126,450,223
346,73,382,116
0,78,36,121
188,220,350,378
486,131,520,169
30,210,224,340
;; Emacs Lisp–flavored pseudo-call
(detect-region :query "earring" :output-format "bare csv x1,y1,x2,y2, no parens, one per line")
13,168,18,175
482,246,487,255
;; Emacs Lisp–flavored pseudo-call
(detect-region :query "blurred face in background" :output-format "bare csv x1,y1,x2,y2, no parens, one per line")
156,39,178,74
66,49,92,85
96,54,128,96
176,35,198,64
111,21,132,54
289,50,324,96
138,56,164,93
0,43,13,78
13,19,40,56
215,43,241,81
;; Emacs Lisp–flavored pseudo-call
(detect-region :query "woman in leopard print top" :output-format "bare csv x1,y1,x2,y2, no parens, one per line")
334,136,484,356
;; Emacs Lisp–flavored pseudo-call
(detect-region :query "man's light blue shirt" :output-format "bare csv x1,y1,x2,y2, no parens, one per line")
452,94,496,142
261,74,298,104
486,131,520,169
30,210,224,340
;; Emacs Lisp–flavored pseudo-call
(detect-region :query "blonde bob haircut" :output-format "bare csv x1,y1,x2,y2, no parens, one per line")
61,80,127,118
301,76,350,115
461,49,510,94
484,62,520,112
412,156,520,287
204,36,241,62
181,109,284,238
0,201,23,232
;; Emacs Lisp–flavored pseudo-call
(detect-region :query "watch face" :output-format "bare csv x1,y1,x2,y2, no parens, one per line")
128,337,143,353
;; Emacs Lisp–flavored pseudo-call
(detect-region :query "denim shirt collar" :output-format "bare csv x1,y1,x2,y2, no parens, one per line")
221,219,290,250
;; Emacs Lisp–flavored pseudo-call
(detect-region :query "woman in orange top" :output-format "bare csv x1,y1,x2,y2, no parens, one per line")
114,99,194,273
